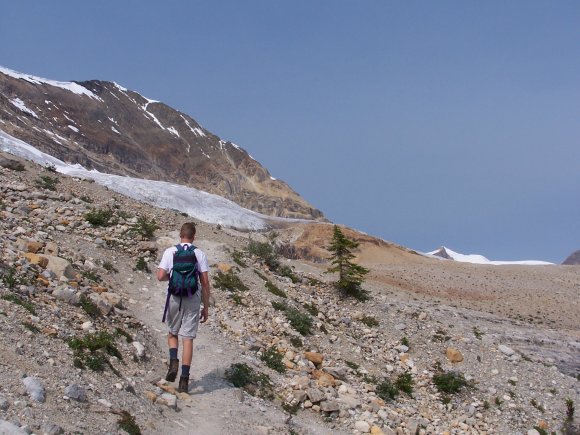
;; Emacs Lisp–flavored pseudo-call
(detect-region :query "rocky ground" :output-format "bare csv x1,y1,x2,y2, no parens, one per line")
0,153,578,435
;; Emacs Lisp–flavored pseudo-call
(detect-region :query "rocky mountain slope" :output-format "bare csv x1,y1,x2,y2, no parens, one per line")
562,250,580,266
0,66,323,221
1,153,578,435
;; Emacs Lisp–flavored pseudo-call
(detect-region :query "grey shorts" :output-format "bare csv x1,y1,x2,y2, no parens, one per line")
166,291,201,339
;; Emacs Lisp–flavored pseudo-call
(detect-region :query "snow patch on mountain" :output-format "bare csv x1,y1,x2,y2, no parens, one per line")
0,66,102,100
424,246,553,266
0,129,286,230
9,98,38,118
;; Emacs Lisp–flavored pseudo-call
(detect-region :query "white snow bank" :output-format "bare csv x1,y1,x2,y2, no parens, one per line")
9,98,38,118
0,66,102,100
0,129,294,230
424,246,553,266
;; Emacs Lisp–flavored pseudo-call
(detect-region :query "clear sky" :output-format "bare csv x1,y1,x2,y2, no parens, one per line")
1,1,578,263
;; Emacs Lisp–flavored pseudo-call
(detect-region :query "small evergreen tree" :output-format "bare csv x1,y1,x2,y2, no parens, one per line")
326,225,369,301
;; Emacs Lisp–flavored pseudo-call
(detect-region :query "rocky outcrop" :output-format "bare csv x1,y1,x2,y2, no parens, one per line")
562,250,580,265
0,67,324,220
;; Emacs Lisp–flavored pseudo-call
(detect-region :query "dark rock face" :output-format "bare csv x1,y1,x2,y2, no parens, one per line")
562,250,580,265
431,247,453,260
0,68,324,220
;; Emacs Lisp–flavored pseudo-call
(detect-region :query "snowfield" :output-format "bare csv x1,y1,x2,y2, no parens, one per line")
0,129,300,230
424,246,553,266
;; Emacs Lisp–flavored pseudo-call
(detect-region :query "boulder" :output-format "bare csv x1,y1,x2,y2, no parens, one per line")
0,157,25,171
0,420,27,435
23,253,48,268
319,400,340,412
22,377,45,402
312,370,335,387
52,286,80,305
64,384,87,402
217,263,233,273
39,255,76,279
88,293,113,315
26,241,44,254
306,388,324,403
355,421,371,433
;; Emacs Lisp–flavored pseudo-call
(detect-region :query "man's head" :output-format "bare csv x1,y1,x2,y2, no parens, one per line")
179,222,196,241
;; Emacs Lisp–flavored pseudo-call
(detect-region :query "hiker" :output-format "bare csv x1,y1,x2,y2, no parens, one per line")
157,222,210,393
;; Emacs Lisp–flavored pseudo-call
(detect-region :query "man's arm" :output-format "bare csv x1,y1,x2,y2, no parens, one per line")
157,268,169,281
199,271,210,323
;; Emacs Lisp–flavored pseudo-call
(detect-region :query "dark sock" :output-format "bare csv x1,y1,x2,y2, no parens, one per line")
181,365,190,378
169,348,178,360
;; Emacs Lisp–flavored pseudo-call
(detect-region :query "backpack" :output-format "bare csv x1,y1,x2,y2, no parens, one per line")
162,244,199,323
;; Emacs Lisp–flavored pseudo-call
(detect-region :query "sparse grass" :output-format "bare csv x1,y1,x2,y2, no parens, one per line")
79,195,93,203
225,362,272,398
230,293,246,306
530,398,545,412
1,294,36,314
260,347,286,373
118,410,141,435
302,302,318,316
307,277,323,287
359,315,379,327
135,257,150,273
271,300,287,311
231,250,246,267
102,261,118,273
345,360,359,370
214,271,249,292
394,372,414,396
81,270,101,283
432,329,451,342
495,396,503,407
35,175,59,191
282,402,300,415
85,208,116,227
254,269,268,281
115,327,133,343
401,336,410,347
278,265,300,283
432,371,469,394
1,267,23,288
533,427,548,435
68,331,122,372
79,295,100,318
22,321,40,333
129,216,159,240
566,398,575,421
473,326,484,340
265,280,287,298
289,336,303,348
483,400,490,410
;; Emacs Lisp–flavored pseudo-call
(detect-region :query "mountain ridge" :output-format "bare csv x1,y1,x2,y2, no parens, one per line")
0,66,324,221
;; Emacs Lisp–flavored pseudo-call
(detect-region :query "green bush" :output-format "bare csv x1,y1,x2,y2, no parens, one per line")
376,379,398,401
225,362,272,398
289,336,303,348
303,302,319,316
284,306,312,336
247,240,279,270
35,175,59,191
260,347,286,373
81,270,101,283
401,336,410,347
1,267,22,288
214,271,249,292
68,331,122,372
231,250,247,267
394,372,414,396
265,280,287,298
129,216,159,240
85,208,115,227
432,371,469,394
271,300,288,311
135,257,150,273
278,265,300,283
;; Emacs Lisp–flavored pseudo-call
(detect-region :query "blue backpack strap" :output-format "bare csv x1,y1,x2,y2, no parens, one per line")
161,291,171,323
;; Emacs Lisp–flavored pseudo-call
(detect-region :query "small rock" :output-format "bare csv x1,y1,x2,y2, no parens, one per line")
499,345,515,356
304,351,323,366
0,420,27,435
41,423,64,435
158,393,177,409
97,398,112,408
355,420,371,433
306,388,324,403
370,426,385,435
0,395,9,410
64,384,86,402
527,430,540,435
132,341,145,358
22,377,45,403
446,347,464,363
319,400,340,412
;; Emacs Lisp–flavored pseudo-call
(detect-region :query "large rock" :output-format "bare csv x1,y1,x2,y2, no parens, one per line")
23,253,48,268
157,392,177,409
312,370,335,387
39,255,76,279
355,421,371,433
100,292,122,308
53,286,80,305
64,384,87,402
306,388,324,403
319,400,340,412
88,293,113,315
304,351,323,366
0,420,27,435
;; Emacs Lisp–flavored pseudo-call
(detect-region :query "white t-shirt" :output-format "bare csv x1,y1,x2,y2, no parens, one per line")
158,243,209,275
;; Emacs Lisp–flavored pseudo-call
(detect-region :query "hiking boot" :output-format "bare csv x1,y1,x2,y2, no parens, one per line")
165,358,179,382
177,376,189,393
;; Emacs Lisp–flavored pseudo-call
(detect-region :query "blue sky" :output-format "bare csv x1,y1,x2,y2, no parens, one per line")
1,1,578,262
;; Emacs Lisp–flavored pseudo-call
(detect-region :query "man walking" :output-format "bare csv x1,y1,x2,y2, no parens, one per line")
157,222,210,393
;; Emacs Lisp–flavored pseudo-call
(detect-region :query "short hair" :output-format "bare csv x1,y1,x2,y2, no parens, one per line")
180,222,196,240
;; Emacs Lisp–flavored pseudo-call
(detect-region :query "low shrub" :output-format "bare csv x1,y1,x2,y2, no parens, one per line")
129,216,159,240
1,294,35,315
359,315,379,327
302,302,319,316
376,379,398,401
80,295,100,318
260,347,286,373
265,280,286,298
247,240,279,270
284,306,312,336
118,410,141,435
68,331,122,372
225,362,272,398
35,175,59,191
432,371,469,394
214,271,249,292
85,208,115,227
394,372,414,396
231,250,246,267
135,257,150,273
278,265,300,283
